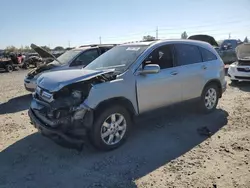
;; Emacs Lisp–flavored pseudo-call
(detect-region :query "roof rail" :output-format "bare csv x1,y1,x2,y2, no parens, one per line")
78,44,118,48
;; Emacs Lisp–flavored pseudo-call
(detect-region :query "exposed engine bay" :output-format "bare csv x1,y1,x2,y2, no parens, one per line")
27,63,57,79
30,72,117,145
238,59,250,66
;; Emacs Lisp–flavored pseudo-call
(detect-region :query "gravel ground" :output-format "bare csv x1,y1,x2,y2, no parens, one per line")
0,69,250,188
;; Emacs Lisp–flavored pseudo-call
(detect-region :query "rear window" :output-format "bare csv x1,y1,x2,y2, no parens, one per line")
199,47,217,62
174,44,202,66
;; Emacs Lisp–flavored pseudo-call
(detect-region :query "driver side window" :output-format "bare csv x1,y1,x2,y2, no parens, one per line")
143,45,174,69
71,49,99,66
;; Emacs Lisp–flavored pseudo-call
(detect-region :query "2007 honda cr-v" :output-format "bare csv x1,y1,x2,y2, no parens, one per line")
28,39,227,151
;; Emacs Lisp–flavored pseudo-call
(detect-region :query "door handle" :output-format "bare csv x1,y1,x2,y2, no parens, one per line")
170,71,178,75
202,65,207,70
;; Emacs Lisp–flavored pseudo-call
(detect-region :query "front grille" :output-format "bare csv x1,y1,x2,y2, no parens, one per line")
35,86,54,103
237,68,250,72
235,76,250,80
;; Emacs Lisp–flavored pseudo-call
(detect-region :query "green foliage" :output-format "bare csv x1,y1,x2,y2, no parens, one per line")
244,37,249,43
143,35,156,41
53,46,64,51
181,31,188,39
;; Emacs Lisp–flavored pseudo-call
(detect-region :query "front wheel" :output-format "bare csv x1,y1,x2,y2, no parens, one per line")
199,84,219,113
90,106,131,151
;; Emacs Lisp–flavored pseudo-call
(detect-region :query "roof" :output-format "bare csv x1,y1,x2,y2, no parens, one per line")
121,41,157,46
120,39,213,48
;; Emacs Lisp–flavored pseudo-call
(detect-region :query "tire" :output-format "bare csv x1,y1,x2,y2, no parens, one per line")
199,84,219,113
23,63,29,69
90,105,131,151
5,64,13,72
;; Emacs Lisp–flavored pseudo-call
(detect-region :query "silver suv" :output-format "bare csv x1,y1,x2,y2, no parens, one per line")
28,39,227,151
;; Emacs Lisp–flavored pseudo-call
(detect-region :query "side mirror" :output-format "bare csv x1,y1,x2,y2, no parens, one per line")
139,64,160,75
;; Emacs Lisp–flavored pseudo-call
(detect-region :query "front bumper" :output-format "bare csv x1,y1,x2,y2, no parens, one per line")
24,77,37,92
28,99,94,148
228,66,250,81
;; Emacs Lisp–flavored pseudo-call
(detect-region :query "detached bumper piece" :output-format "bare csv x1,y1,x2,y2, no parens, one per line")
28,107,93,150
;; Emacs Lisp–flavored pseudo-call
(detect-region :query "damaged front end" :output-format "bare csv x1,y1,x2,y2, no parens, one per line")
28,70,116,148
27,63,57,79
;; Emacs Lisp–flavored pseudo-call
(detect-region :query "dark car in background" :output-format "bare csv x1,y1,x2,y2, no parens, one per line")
24,43,117,92
219,39,243,64
22,53,42,68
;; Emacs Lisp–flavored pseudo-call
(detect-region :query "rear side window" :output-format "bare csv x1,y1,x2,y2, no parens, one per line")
199,47,217,62
100,47,112,54
174,44,202,66
71,49,99,66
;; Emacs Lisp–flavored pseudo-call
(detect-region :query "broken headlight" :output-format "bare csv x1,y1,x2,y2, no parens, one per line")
72,90,82,99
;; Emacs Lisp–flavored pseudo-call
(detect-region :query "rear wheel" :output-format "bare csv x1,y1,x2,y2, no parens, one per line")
90,105,131,151
199,84,219,113
5,64,13,72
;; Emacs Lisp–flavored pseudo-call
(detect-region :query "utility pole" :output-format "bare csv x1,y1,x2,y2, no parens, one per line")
156,26,158,40
229,33,231,39
99,36,102,44
68,40,71,48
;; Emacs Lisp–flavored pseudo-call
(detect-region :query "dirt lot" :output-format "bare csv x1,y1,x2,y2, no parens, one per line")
0,69,250,188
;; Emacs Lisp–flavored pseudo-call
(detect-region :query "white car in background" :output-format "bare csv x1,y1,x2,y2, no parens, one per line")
228,43,250,84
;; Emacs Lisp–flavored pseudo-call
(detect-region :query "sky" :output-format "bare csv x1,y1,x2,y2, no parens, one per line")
0,0,249,49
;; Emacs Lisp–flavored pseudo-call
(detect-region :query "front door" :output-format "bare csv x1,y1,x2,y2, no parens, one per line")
136,44,182,114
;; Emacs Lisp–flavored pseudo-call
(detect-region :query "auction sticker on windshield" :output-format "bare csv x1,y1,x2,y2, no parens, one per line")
126,47,141,51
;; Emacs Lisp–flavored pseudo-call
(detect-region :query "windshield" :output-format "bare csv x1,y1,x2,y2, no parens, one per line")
85,45,148,72
51,50,81,65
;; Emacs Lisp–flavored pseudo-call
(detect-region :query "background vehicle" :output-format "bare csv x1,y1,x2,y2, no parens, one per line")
228,43,250,83
0,57,19,72
219,39,243,64
188,35,243,64
24,43,117,92
0,52,22,72
22,53,42,68
188,34,219,48
28,39,227,151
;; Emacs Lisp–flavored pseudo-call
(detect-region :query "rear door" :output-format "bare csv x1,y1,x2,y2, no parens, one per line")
174,43,205,101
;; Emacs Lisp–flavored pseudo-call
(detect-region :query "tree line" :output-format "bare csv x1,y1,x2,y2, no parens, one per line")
4,45,66,53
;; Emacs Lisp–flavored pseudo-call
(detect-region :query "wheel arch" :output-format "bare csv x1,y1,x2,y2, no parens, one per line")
203,79,222,98
94,97,136,118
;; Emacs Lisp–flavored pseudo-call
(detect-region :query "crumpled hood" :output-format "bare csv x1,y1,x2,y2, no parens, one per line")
37,69,115,92
188,35,219,47
236,43,250,60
